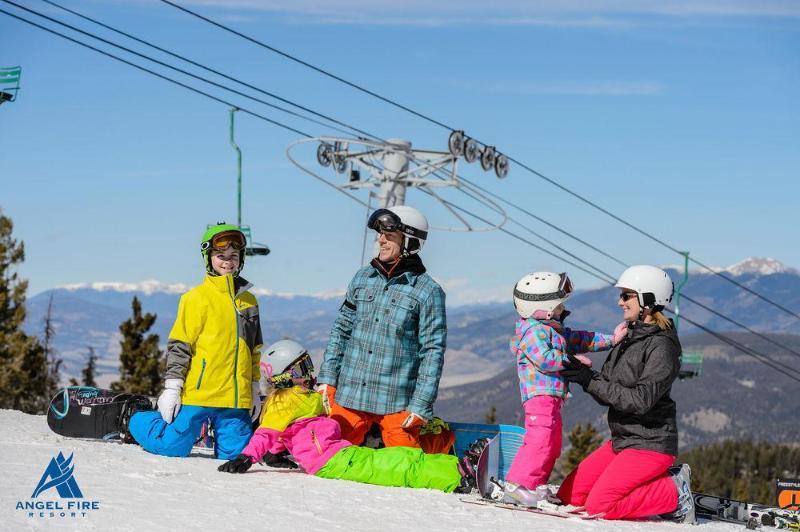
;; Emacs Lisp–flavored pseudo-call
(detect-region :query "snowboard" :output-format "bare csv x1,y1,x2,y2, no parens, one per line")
694,492,800,529
47,386,153,440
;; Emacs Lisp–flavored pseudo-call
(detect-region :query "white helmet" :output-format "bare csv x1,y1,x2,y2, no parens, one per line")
513,272,574,319
368,205,429,256
260,339,314,388
615,265,674,311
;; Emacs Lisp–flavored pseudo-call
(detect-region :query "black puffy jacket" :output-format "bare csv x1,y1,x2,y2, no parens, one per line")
585,320,682,456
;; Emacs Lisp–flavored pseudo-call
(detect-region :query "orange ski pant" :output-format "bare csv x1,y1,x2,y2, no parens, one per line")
329,402,422,448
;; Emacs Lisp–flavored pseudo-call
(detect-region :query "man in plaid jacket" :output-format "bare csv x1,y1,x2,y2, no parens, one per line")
317,206,447,448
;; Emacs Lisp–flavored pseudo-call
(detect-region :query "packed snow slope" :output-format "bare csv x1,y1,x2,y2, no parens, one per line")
0,410,740,532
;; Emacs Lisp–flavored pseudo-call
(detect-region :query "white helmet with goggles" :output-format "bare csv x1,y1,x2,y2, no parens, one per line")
259,339,315,389
367,205,429,256
513,271,574,319
615,265,673,312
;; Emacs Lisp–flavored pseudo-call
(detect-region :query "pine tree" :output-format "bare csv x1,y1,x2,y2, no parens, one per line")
80,346,98,387
559,423,603,475
0,210,49,413
485,405,497,424
111,296,162,396
42,293,62,400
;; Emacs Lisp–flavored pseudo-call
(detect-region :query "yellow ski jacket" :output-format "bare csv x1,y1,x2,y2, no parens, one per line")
164,274,263,408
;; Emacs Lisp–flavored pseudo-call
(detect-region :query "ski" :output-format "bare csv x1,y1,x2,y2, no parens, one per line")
459,497,599,520
693,492,800,529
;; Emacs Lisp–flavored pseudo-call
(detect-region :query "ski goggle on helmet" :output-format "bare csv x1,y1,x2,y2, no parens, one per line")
259,339,316,389
367,208,427,240
200,230,246,253
263,354,314,389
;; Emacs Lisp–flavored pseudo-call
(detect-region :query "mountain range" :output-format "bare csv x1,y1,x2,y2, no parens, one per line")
22,257,800,448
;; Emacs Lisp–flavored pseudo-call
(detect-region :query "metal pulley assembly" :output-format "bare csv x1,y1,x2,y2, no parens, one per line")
447,130,509,179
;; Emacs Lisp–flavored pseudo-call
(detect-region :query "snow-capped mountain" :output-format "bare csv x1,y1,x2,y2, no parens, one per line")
725,257,798,276
21,257,800,448
660,257,799,276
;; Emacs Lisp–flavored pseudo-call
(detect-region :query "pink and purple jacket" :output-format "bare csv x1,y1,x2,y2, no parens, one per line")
510,317,613,403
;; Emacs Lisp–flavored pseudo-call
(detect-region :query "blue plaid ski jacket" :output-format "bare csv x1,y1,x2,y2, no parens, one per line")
317,264,447,420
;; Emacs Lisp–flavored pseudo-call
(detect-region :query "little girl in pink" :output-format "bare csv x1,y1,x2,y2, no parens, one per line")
496,272,626,506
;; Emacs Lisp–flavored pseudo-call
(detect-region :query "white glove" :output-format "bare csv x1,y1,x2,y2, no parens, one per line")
315,384,331,414
157,379,183,424
401,411,426,429
250,382,262,422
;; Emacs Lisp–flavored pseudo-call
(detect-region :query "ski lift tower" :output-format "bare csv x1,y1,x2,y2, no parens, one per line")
229,108,270,257
287,132,509,260
674,251,704,380
0,66,21,105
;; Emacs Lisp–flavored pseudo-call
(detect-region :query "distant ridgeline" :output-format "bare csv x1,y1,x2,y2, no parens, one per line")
22,258,800,447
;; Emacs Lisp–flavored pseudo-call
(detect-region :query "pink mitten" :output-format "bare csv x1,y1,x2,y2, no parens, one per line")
573,354,592,367
612,321,629,345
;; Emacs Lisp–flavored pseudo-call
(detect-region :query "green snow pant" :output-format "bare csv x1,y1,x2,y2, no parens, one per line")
315,445,462,493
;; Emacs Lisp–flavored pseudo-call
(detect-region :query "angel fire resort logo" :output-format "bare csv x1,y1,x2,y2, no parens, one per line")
15,451,101,519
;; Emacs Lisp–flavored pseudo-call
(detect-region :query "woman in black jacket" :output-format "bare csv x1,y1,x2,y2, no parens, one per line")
557,265,695,523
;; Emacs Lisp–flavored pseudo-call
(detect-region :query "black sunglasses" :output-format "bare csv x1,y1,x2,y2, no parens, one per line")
619,292,638,302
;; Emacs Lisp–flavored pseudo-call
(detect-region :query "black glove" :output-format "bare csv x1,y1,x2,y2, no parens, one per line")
218,454,253,474
262,451,298,469
561,353,597,389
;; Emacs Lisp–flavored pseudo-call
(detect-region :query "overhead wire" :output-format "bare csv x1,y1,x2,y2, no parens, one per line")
6,3,799,383
157,0,800,324
9,0,370,140
418,188,800,382
0,6,369,210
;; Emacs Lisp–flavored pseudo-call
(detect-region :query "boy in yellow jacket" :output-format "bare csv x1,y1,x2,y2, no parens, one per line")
125,223,264,459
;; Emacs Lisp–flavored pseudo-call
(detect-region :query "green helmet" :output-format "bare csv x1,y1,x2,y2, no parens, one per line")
200,222,247,276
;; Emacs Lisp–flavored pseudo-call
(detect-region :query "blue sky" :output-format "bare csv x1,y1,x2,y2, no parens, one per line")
2,0,799,305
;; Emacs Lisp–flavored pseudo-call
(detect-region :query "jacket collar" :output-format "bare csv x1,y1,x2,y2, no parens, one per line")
622,319,678,345
369,255,426,283
204,274,253,297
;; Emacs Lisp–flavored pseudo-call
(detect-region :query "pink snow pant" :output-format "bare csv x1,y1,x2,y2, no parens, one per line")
557,440,678,519
505,396,563,489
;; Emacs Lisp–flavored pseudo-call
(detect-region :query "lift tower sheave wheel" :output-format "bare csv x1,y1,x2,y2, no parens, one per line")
287,135,508,234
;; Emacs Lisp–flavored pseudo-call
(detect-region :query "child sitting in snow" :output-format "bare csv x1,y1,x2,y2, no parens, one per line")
493,272,626,506
218,339,481,494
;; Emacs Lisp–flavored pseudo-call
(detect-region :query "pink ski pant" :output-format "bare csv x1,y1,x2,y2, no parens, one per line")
505,395,563,489
557,440,678,519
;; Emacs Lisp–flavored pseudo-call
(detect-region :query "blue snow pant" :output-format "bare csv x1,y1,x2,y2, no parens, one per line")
129,405,253,460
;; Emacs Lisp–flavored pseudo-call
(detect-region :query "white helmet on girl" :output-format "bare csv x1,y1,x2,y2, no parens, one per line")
260,339,314,389
367,205,429,256
615,265,674,311
513,272,574,319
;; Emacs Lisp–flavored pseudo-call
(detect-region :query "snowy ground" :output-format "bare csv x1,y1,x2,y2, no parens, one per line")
0,410,741,532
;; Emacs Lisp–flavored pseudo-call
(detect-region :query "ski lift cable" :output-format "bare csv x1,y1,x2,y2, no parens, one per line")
680,294,800,362
452,166,800,364
417,188,620,285
30,0,641,272
435,172,617,283
0,9,313,136
422,189,800,381
158,0,800,324
7,8,799,383
158,0,453,132
458,177,629,269
666,312,800,383
9,0,363,140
